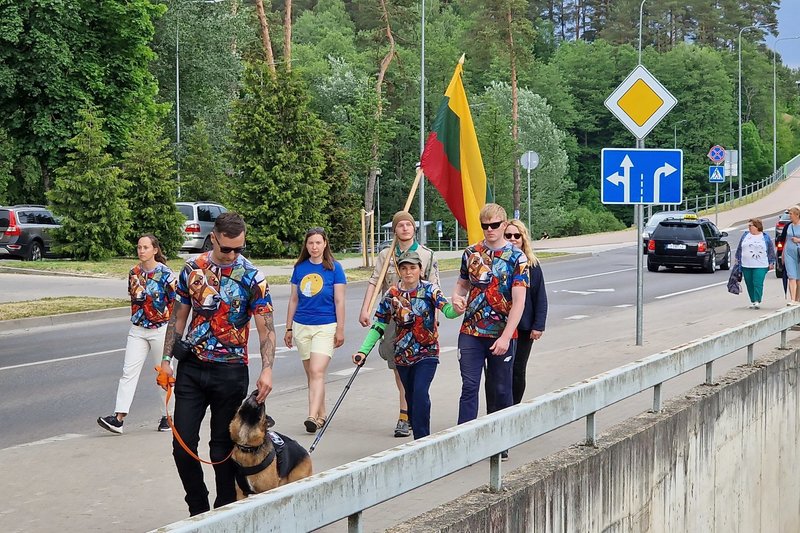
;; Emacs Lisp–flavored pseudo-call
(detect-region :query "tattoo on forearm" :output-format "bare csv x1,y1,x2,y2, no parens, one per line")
260,311,276,369
163,308,181,355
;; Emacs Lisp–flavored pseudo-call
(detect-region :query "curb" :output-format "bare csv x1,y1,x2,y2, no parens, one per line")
0,307,130,334
0,265,117,279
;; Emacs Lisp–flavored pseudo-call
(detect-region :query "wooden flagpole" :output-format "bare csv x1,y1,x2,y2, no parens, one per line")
366,166,424,313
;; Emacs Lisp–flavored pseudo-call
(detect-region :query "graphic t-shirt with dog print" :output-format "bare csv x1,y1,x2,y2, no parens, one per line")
129,263,177,329
458,241,529,338
374,280,451,366
176,252,273,364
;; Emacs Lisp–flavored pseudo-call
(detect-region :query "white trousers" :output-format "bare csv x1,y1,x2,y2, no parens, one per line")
114,324,173,416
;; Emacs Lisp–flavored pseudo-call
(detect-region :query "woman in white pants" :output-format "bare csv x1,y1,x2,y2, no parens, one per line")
97,234,177,434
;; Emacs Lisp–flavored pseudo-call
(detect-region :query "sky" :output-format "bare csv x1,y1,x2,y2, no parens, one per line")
776,0,800,69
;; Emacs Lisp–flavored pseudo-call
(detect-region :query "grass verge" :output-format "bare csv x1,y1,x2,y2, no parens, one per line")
0,297,129,321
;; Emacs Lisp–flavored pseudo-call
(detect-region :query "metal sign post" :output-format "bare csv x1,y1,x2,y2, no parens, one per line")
520,151,539,230
604,64,678,346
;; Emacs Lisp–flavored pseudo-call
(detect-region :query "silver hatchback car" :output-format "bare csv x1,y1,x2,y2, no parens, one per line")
176,201,228,252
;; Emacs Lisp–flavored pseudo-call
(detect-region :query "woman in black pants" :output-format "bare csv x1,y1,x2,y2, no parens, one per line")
504,219,548,403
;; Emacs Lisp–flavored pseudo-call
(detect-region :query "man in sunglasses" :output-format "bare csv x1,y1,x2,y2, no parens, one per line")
358,210,439,437
451,203,529,437
158,212,276,516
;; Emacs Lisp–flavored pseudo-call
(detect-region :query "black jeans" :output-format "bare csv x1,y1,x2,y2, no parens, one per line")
512,330,534,404
172,357,249,516
396,358,439,439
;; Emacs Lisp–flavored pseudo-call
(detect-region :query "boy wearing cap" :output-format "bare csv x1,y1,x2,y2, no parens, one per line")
353,250,461,439
359,211,439,437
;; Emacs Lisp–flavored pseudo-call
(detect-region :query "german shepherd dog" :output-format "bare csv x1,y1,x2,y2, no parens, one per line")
229,391,313,499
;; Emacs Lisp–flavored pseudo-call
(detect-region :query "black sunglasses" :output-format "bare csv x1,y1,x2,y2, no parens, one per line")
504,233,522,239
480,221,503,230
219,245,245,254
213,233,245,254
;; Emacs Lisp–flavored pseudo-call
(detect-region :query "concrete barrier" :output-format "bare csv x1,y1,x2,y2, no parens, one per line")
390,344,800,532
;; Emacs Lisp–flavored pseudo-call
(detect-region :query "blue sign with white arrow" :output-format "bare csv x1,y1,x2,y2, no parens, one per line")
601,148,683,204
708,166,725,183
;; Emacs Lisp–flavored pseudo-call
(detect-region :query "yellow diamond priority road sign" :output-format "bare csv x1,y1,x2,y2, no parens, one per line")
605,65,677,140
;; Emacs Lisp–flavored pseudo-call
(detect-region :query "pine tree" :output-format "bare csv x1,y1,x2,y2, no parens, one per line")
120,119,185,258
227,64,328,257
47,108,132,260
180,120,227,203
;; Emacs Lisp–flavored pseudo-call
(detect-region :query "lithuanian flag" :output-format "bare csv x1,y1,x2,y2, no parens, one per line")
421,55,487,245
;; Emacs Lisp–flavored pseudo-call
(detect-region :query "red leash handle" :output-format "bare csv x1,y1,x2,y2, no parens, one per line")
157,367,232,466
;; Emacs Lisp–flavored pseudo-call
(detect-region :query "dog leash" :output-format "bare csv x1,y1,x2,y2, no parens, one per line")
157,366,232,466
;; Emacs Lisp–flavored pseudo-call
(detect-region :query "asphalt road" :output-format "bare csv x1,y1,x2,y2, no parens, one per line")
0,214,770,450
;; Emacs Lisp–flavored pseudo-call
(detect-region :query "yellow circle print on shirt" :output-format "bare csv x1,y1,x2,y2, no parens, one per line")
300,273,324,297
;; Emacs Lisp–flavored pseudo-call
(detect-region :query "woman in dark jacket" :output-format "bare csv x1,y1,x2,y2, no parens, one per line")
504,219,548,404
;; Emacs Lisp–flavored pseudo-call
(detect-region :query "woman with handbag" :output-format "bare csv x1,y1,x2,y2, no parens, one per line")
735,218,775,309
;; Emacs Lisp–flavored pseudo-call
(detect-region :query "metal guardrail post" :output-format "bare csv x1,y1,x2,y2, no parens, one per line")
585,412,596,446
705,361,713,385
747,344,754,365
781,329,788,349
348,513,362,533
489,454,502,492
652,383,662,412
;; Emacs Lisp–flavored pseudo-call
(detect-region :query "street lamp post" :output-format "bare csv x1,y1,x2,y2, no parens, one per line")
773,36,800,175
175,0,224,199
418,0,426,245
673,119,688,149
738,25,758,200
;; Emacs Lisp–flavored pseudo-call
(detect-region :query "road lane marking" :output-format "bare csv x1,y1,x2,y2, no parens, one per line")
655,280,727,299
548,268,635,284
565,315,590,320
559,290,595,295
614,304,633,308
4,433,84,451
589,288,615,292
330,367,374,376
0,348,125,371
1,344,298,371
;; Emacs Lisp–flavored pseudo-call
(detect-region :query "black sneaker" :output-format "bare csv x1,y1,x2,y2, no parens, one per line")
157,416,170,432
98,415,123,434
500,450,509,461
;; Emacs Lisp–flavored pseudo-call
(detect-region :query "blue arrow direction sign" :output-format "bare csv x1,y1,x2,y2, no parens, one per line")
709,166,725,183
601,148,683,204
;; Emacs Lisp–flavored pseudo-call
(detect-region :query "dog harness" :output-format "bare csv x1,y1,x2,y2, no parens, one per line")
233,431,306,496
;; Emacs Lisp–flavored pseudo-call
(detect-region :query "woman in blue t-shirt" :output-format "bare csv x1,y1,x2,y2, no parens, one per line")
285,227,347,433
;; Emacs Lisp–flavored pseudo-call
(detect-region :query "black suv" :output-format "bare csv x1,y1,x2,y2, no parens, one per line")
646,216,731,273
0,205,61,260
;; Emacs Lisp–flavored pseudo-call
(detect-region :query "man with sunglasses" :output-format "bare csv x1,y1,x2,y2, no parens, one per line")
158,212,276,516
451,203,528,437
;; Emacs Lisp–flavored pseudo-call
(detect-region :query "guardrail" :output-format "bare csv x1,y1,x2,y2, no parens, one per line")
674,152,800,214
155,306,800,533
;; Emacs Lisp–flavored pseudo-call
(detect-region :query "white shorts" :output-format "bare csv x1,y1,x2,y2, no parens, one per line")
294,322,337,360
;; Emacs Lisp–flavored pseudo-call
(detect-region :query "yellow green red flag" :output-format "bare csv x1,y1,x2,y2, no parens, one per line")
420,55,487,246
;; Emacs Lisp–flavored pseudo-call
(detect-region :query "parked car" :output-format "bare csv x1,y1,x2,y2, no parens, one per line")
647,215,731,273
0,205,61,261
641,210,693,254
176,201,227,252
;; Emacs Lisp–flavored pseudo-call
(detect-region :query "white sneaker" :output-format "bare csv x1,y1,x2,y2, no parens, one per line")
754,302,760,309
749,302,756,309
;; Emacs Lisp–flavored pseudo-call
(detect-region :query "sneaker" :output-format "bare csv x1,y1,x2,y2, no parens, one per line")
394,419,410,437
158,416,171,432
754,302,760,309
97,415,123,434
749,302,756,309
500,450,509,461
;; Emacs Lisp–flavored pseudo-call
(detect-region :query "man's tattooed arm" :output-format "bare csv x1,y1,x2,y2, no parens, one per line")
256,310,276,371
162,302,189,358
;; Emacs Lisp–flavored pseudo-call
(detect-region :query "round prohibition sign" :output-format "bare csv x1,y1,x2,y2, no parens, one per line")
707,145,725,164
